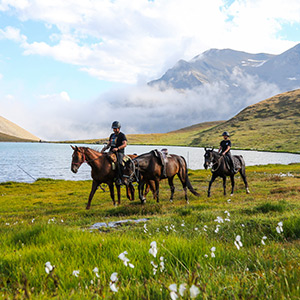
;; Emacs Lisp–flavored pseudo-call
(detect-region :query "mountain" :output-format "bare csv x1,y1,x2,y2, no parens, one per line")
0,116,40,142
190,89,300,153
149,44,300,92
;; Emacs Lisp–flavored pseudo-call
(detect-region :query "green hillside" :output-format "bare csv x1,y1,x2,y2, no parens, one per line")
66,121,223,146
190,89,300,153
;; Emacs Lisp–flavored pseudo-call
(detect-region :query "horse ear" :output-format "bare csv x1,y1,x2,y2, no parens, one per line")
71,145,75,150
204,147,207,151
212,147,214,151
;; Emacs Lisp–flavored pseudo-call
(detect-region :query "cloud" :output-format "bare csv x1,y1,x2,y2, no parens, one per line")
0,26,27,43
1,72,279,141
1,0,299,84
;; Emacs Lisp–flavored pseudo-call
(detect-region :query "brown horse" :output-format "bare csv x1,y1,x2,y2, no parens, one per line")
124,150,199,204
203,148,250,197
71,146,134,209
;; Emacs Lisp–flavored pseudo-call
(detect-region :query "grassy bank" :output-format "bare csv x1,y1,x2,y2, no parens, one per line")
1,164,300,299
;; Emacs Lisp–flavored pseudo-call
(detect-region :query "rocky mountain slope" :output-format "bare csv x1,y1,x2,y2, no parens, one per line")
0,116,40,142
149,44,300,92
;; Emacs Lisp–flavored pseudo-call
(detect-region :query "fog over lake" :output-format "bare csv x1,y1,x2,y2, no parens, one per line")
1,143,300,183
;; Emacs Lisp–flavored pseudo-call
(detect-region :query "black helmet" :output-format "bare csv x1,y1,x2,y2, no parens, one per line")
112,121,121,129
222,131,230,137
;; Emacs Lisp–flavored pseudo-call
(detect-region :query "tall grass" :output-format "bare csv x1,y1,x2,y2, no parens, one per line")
1,164,300,299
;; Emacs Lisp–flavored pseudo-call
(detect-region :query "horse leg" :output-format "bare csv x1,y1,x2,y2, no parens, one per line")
223,176,227,195
126,183,135,201
230,175,235,196
86,180,100,209
116,184,121,206
208,174,217,197
108,183,116,206
154,179,160,203
177,172,189,204
240,169,250,194
138,181,146,204
168,176,175,203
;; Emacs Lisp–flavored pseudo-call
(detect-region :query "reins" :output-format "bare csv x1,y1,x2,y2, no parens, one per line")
72,149,103,166
211,154,223,172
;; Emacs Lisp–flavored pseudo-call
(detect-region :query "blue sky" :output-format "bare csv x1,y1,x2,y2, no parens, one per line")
0,0,300,140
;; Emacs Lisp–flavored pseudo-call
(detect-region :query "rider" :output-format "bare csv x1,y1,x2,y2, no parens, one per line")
218,131,236,174
101,121,127,185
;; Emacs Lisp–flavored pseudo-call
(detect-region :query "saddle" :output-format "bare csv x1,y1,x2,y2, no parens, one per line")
107,152,131,170
151,149,167,178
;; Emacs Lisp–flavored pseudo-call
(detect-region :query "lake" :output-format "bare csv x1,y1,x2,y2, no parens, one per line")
1,142,300,183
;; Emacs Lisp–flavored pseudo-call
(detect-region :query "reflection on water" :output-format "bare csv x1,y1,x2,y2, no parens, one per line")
0,142,300,183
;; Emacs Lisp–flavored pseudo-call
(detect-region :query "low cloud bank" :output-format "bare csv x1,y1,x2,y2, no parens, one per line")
0,72,281,141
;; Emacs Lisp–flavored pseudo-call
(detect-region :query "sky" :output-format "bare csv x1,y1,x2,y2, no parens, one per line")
0,0,300,140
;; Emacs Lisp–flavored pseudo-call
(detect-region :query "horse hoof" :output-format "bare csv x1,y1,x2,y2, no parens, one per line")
186,201,190,205
246,188,250,194
86,206,90,210
169,199,173,203
230,193,234,196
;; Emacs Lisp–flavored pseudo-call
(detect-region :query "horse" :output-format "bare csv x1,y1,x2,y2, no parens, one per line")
124,150,199,204
203,148,250,197
71,146,135,209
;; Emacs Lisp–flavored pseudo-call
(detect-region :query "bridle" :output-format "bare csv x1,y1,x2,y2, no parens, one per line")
72,149,102,167
205,151,223,172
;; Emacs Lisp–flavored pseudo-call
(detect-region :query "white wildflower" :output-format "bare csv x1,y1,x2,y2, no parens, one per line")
179,283,187,296
149,241,158,258
276,222,283,233
72,270,80,277
45,261,53,274
211,246,216,258
118,251,130,267
190,284,200,298
204,254,208,258
160,256,165,272
234,235,243,250
109,283,119,293
261,236,267,245
203,225,208,232
93,267,100,278
110,272,118,283
214,225,220,233
169,284,178,300
214,216,224,223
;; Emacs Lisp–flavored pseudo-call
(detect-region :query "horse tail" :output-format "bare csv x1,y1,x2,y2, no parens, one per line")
180,156,200,196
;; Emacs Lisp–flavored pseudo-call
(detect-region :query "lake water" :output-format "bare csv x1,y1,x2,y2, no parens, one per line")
1,142,300,183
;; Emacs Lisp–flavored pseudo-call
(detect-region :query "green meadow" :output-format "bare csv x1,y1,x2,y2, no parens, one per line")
1,163,300,299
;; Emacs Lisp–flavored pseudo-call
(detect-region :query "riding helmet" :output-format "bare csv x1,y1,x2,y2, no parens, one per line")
222,131,230,137
112,121,121,129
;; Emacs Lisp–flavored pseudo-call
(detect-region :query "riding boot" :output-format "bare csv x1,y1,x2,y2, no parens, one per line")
227,153,236,174
116,152,124,185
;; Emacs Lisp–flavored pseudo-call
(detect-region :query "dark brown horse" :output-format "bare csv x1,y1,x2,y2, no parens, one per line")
203,148,250,197
71,146,135,209
124,150,199,204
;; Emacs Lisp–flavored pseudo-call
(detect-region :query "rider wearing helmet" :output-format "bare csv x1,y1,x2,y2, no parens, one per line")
101,121,127,185
218,131,236,174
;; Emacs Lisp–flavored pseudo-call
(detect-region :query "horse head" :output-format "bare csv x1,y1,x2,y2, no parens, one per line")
71,145,86,173
203,147,214,169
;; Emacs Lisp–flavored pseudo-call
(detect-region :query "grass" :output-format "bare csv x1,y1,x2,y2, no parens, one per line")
1,164,300,299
